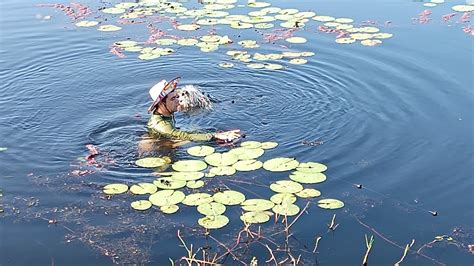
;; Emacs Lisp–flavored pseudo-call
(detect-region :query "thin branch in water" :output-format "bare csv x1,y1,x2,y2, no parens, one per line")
362,234,374,266
328,214,339,232
395,239,415,265
312,236,322,253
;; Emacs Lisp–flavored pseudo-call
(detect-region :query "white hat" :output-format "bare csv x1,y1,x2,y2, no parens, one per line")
149,79,168,102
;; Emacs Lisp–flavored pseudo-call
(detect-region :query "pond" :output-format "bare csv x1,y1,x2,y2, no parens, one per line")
0,0,473,265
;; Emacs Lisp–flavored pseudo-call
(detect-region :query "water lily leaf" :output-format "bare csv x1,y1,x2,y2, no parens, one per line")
76,20,99,27
226,14,247,21
155,38,177,45
131,200,152,211
114,40,138,47
286,36,307,44
205,172,216,178
197,202,226,216
324,22,340,27
130,183,158,195
281,21,305,28
336,24,354,30
233,159,263,171
103,184,128,195
115,3,138,9
153,177,186,189
172,160,207,172
361,39,382,46
149,190,185,206
248,2,271,8
261,7,281,13
205,153,239,167
334,17,354,23
198,215,229,229
312,15,335,22
265,63,284,70
241,199,275,212
296,11,316,18
289,58,307,65
0,147,7,152
260,141,278,149
229,147,264,160
177,38,199,46
135,157,168,168
177,24,200,31
97,25,122,32
300,51,315,57
297,162,327,173
138,53,160,60
200,35,222,43
372,33,393,39
452,5,474,12
206,10,229,18
240,211,270,224
247,63,266,69
290,172,326,184
359,27,380,33
350,33,373,40
160,204,179,214
219,62,234,68
255,23,274,29
213,190,245,205
124,46,143,52
186,180,205,189
263,158,299,172
230,21,253,29
240,141,261,148
296,188,321,198
335,38,356,44
270,193,297,204
209,166,236,176
270,180,303,193
102,7,126,14
171,172,204,181
272,203,300,216
182,193,213,206
317,199,345,209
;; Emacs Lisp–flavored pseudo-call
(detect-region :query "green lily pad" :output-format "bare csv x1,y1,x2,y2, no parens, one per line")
240,211,270,224
452,5,474,12
205,153,239,167
129,183,158,195
103,184,128,195
177,38,199,46
155,38,177,45
289,58,307,65
286,37,307,44
131,200,152,211
182,193,214,206
149,190,185,206
270,180,303,194
240,141,262,148
312,15,335,22
160,204,179,214
233,160,263,171
135,157,168,168
177,24,200,31
270,193,297,204
75,20,99,27
102,7,126,14
229,147,264,160
260,142,278,149
219,62,234,68
297,162,327,173
272,203,300,216
209,166,236,176
172,160,207,172
153,177,186,189
186,180,205,189
97,25,122,32
114,40,138,47
296,188,321,198
213,190,245,205
197,202,226,216
241,199,275,212
198,215,229,229
317,199,345,210
171,172,205,181
289,172,327,184
255,23,274,29
265,63,284,70
263,158,299,172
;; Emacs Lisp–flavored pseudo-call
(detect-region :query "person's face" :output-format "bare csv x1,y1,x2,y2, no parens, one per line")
164,91,180,113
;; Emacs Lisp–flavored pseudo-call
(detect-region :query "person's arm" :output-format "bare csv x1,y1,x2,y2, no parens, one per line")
149,118,213,141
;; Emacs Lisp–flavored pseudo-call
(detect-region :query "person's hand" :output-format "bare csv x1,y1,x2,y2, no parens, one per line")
213,129,241,142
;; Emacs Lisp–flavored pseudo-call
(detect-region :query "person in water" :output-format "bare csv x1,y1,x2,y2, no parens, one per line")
146,77,241,143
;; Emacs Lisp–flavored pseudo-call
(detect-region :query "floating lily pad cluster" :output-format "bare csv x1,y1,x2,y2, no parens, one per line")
104,140,344,230
69,0,395,67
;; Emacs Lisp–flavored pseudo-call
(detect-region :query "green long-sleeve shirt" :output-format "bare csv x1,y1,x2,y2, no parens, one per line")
147,114,213,141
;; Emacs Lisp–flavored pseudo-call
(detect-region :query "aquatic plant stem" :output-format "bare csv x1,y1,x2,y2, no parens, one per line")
362,234,374,266
395,239,415,265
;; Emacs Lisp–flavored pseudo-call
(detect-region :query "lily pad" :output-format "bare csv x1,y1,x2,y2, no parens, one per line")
255,23,274,29
317,198,345,209
263,158,299,172
138,53,160,60
153,177,186,189
297,162,327,173
350,33,373,40
177,24,200,31
233,160,263,171
171,172,204,181
270,193,297,204
336,38,356,44
155,38,177,45
248,2,271,8
149,190,185,206
186,180,205,189
286,37,307,44
131,200,152,211
260,141,278,149
75,20,99,27
205,153,239,167
265,63,284,70
103,184,128,195
130,183,158,195
219,62,234,68
241,199,275,212
97,25,122,32
102,7,126,14
290,172,326,184
177,38,199,46
197,202,226,216
296,188,321,198
361,39,382,46
213,190,245,205
160,204,179,214
272,203,300,216
135,157,168,168
270,180,303,194
198,215,229,229
247,63,266,69
172,160,207,172
312,15,335,22
182,193,214,206
334,18,354,23
230,21,253,29
372,33,393,39
229,147,264,160
240,211,270,224
289,58,307,65
452,5,474,12
209,166,236,176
